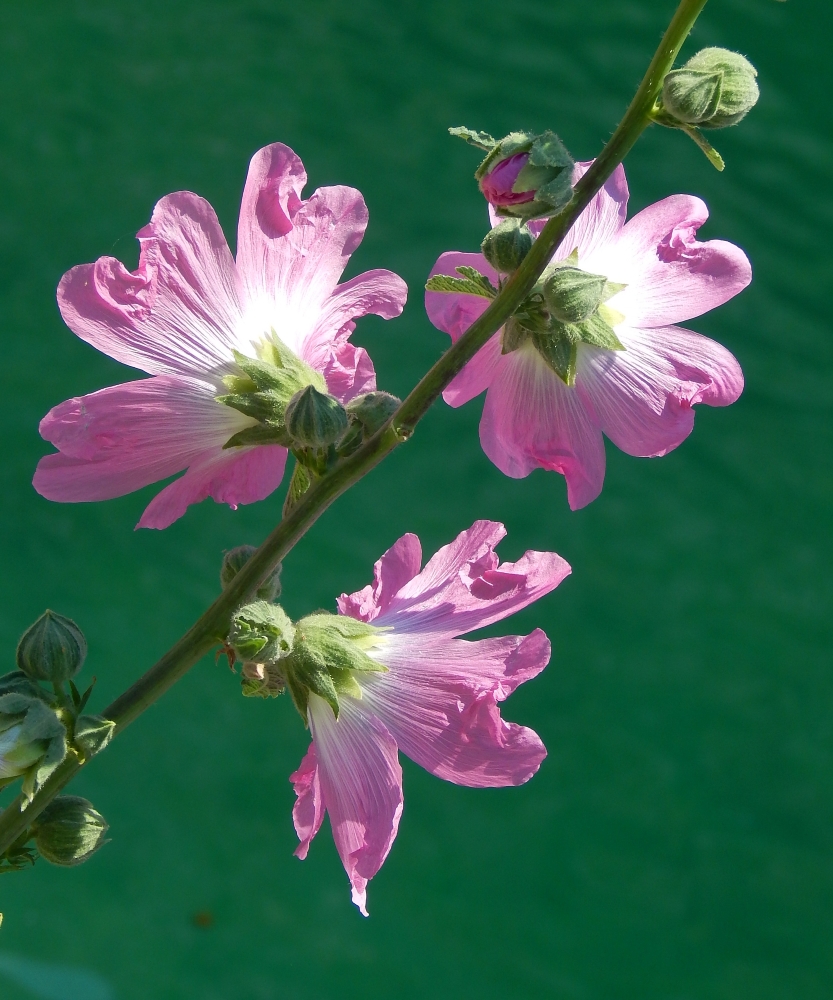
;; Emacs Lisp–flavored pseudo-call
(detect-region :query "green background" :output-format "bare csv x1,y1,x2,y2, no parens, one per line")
1,0,830,997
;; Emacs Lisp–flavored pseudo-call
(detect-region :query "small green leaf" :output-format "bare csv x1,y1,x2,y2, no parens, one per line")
425,273,495,299
448,126,497,151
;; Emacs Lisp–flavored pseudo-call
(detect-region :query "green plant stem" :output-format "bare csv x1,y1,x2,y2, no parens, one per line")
0,0,708,856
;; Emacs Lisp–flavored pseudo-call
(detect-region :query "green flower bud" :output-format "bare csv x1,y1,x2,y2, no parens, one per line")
481,220,534,274
345,392,401,436
220,545,282,603
16,611,87,685
542,267,608,324
228,601,295,664
73,715,116,759
240,660,285,698
0,682,66,802
33,796,109,867
662,48,758,128
285,385,349,449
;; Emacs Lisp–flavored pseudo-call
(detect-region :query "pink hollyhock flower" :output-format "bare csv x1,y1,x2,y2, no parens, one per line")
290,520,570,915
426,161,751,509
34,143,407,528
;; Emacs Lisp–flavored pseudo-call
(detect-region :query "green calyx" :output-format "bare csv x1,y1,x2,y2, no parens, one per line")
0,675,67,804
33,795,109,867
450,126,575,220
285,385,349,449
228,602,295,664
216,335,327,450
502,256,626,386
481,219,534,274
282,614,388,723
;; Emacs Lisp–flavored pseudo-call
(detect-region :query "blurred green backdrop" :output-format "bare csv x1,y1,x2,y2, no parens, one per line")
1,0,830,997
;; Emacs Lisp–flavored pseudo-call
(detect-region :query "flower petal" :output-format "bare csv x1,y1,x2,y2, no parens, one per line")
290,743,325,861
58,192,242,378
368,520,571,638
591,194,752,326
425,252,504,407
576,324,743,457
319,339,377,403
479,344,607,509
306,695,403,916
338,532,423,622
33,375,248,502
361,629,550,787
136,442,288,529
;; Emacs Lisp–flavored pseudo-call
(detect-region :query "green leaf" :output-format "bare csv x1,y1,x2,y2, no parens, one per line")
448,126,496,150
426,274,493,298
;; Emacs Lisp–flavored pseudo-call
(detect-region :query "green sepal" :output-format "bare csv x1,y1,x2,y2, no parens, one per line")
474,131,535,181
448,126,497,151
73,715,116,759
0,690,68,804
576,312,626,351
501,317,529,355
662,68,724,125
228,602,295,664
222,422,292,450
533,331,579,386
282,461,313,518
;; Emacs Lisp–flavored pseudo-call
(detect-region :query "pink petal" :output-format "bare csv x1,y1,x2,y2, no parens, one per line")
58,192,242,377
290,743,325,861
306,695,403,916
576,325,743,457
592,194,752,327
479,345,607,509
236,143,370,316
137,442,288,529
337,533,423,622
34,375,248,502
361,629,550,787
525,160,629,262
318,338,377,404
368,520,571,637
425,252,503,407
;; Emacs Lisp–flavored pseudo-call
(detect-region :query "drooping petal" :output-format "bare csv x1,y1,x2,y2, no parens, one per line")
425,252,504,407
576,324,743,457
318,338,377,403
590,194,752,326
361,629,550,787
290,743,325,861
479,343,607,509
33,375,249,502
136,442,288,529
306,695,403,916
366,520,570,638
337,532,423,623
57,192,242,378
526,161,629,262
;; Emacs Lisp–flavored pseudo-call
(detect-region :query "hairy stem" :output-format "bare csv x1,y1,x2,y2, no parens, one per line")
0,0,709,855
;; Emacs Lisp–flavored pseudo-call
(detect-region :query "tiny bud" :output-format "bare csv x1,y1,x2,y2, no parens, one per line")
481,219,534,274
33,796,109,867
228,601,295,664
16,611,87,685
240,660,285,698
220,545,282,603
662,48,759,128
74,715,116,759
345,392,401,436
285,385,349,449
543,267,607,324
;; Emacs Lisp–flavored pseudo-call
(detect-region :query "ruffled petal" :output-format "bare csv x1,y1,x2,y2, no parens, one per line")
590,194,752,327
33,375,249,502
58,192,242,378
425,251,503,406
319,339,377,403
290,743,325,861
576,324,743,457
361,629,550,787
366,520,570,638
306,695,403,916
479,343,607,509
136,443,288,529
337,533,423,623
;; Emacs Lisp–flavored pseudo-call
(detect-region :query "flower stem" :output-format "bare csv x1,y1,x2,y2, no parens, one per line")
0,0,709,855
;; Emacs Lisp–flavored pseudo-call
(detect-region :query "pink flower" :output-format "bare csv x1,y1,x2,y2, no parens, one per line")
290,520,570,914
34,144,408,528
426,162,751,509
479,152,536,207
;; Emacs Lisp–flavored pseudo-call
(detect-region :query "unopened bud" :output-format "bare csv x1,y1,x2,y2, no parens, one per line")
345,391,401,437
662,48,758,128
481,219,534,274
0,682,66,800
228,601,295,664
285,385,348,449
480,153,535,208
16,611,87,685
543,267,607,324
220,545,282,602
33,796,109,867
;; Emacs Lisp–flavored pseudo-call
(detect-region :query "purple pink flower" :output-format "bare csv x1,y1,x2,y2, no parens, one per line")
426,162,751,508
290,520,570,914
479,152,535,208
34,144,407,528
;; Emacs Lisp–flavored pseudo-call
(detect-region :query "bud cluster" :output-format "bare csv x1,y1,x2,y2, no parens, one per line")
451,127,574,221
